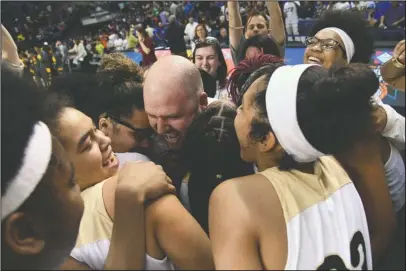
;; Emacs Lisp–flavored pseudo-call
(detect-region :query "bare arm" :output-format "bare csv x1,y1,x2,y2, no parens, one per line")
104,186,146,270
228,1,244,51
148,194,214,270
209,180,263,269
266,1,286,55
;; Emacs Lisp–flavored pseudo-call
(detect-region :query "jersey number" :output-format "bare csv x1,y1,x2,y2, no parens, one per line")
317,231,368,270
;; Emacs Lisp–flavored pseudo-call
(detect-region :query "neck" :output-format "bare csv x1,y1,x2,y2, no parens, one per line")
255,153,279,172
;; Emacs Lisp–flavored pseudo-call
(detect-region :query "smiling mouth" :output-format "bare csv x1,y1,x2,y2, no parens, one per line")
308,56,322,64
102,151,115,167
164,132,178,143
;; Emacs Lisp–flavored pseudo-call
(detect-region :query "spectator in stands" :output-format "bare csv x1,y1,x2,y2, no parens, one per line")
381,39,405,91
332,1,354,11
166,15,187,57
379,1,405,29
69,39,87,68
314,1,328,18
228,1,285,64
299,1,315,19
217,27,229,48
95,40,105,55
193,39,228,100
126,27,138,50
135,25,157,67
241,35,282,60
185,16,198,48
153,22,167,48
145,23,155,38
1,72,84,270
283,1,300,42
192,23,215,52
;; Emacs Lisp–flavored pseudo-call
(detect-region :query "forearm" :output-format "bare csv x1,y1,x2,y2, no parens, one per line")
104,189,145,270
228,1,243,49
266,1,285,47
380,16,385,24
140,41,151,54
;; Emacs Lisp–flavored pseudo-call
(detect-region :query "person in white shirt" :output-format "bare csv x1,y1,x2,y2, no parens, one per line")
185,17,198,47
284,1,300,41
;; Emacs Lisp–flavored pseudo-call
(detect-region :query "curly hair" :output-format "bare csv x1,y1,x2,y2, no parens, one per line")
98,52,144,83
227,54,283,105
309,9,375,64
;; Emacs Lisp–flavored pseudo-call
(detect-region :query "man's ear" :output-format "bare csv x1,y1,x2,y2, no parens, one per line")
4,212,45,255
99,116,113,137
257,131,277,153
199,91,208,110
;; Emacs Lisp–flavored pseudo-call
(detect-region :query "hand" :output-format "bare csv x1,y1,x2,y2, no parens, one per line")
139,36,145,43
393,39,405,65
117,161,175,203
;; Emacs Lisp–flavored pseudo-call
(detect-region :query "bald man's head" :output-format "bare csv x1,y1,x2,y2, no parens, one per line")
144,55,208,149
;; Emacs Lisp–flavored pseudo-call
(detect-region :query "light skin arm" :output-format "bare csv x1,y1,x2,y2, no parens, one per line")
266,1,286,51
148,194,214,270
208,180,263,269
227,1,244,51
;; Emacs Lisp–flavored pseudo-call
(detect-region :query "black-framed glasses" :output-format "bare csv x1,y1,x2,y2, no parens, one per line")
305,36,346,53
106,113,155,141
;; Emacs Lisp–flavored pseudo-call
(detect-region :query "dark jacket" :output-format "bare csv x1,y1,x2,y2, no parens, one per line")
166,22,187,54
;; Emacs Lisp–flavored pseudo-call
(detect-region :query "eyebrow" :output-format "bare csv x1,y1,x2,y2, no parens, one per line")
76,130,92,153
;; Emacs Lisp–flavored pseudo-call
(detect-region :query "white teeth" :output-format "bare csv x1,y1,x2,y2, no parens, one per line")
308,57,321,63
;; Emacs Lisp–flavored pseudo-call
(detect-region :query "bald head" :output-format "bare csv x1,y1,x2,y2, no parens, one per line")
144,55,204,98
143,56,208,149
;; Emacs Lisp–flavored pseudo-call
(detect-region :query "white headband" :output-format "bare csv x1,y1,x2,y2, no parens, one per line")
1,121,52,220
323,27,355,63
266,64,325,163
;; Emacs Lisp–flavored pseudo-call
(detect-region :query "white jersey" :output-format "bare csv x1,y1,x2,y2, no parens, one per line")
70,180,175,270
259,156,373,270
284,2,299,24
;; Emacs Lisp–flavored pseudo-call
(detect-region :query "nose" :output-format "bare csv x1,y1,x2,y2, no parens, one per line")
310,42,322,52
97,130,112,152
156,118,167,134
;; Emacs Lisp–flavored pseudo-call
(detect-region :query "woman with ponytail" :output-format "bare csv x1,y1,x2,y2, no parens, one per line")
209,63,378,270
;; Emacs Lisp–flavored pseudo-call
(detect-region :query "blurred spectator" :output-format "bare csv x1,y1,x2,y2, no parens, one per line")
299,1,315,19
146,24,155,38
170,2,178,16
314,1,328,18
379,1,405,29
69,39,87,68
192,23,214,51
284,1,300,42
160,9,169,25
332,1,354,11
153,22,167,47
185,17,198,47
217,27,229,48
135,25,157,67
126,28,138,50
95,40,105,55
166,15,187,57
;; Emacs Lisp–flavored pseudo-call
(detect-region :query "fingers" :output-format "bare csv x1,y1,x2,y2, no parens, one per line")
394,40,405,56
166,176,173,185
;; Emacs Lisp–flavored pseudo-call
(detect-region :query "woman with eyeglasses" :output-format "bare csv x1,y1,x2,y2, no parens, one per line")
192,39,229,101
302,10,405,268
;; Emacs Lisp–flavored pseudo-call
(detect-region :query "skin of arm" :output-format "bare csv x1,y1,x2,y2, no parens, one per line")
335,137,397,264
148,194,214,270
208,179,263,269
227,1,244,51
265,1,286,49
209,175,288,270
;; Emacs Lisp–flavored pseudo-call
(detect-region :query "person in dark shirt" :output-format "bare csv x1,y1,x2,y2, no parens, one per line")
299,1,316,19
381,1,405,29
166,15,187,57
135,25,157,67
217,27,230,48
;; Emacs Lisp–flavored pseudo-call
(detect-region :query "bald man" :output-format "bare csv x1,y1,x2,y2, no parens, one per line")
144,55,210,150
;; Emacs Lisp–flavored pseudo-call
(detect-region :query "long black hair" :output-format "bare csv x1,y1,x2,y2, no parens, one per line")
181,102,254,233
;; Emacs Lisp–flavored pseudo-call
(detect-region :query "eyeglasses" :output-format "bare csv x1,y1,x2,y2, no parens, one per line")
305,36,345,53
106,113,154,142
194,38,220,46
